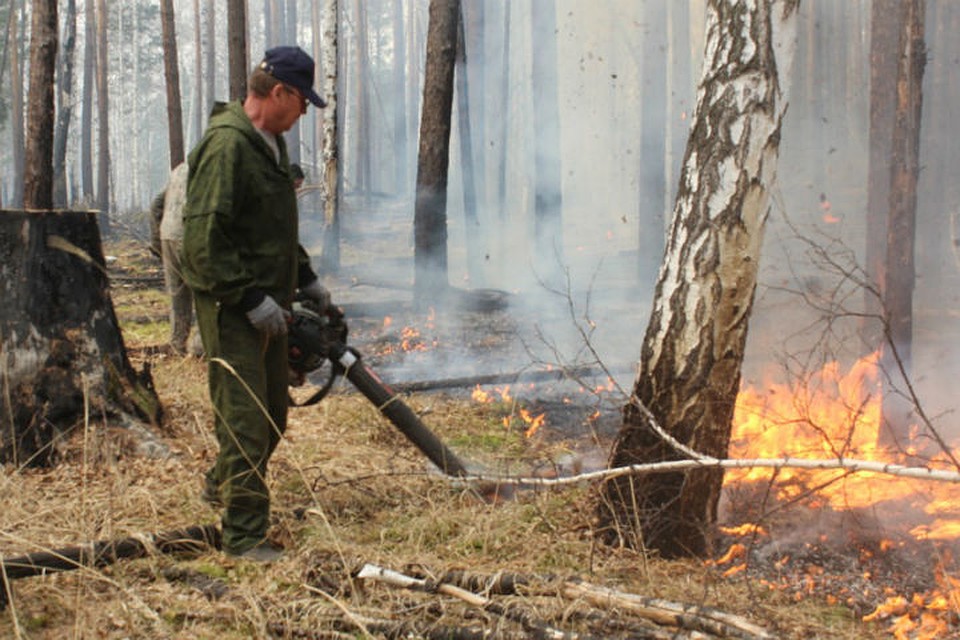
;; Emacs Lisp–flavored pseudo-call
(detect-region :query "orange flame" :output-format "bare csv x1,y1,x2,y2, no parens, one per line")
729,351,960,637
519,408,546,438
726,351,949,511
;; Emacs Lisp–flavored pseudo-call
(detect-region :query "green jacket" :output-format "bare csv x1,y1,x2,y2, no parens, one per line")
181,101,314,310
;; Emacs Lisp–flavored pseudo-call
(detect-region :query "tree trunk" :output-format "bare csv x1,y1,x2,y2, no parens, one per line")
864,0,901,347
530,0,564,285
24,0,58,211
638,0,667,282
597,0,798,559
391,0,408,194
264,0,280,46
456,4,483,287
52,0,77,208
413,0,458,306
228,1,248,100
0,210,161,466
880,0,925,447
495,2,509,223
191,0,203,144
319,0,342,274
9,0,25,208
160,0,185,168
94,0,110,232
204,0,216,116
284,0,300,164
353,0,371,201
80,0,94,203
463,1,484,202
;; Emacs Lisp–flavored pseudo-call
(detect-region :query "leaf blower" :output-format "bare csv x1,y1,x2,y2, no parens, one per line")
287,298,471,478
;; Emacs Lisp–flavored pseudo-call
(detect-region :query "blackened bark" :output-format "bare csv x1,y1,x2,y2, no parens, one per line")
864,0,902,346
0,210,161,466
413,0,458,306
881,0,925,447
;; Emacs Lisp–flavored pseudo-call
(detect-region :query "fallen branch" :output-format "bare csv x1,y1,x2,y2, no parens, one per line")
448,455,960,490
356,562,585,640
0,524,220,611
415,568,773,639
561,579,775,640
390,365,627,394
269,617,529,640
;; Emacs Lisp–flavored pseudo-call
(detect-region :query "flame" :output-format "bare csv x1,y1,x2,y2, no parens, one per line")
519,408,546,438
471,386,491,403
719,523,768,537
728,351,960,637
470,385,513,405
726,351,957,511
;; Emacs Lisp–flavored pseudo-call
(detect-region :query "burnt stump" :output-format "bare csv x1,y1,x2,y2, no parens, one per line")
0,209,161,466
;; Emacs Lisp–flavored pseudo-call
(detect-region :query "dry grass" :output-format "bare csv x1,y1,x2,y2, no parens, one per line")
0,243,889,639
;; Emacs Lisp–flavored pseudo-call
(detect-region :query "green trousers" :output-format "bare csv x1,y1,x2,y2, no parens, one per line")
195,295,289,554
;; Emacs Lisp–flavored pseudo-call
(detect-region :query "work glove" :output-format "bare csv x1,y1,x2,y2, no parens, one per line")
300,278,332,311
246,295,289,336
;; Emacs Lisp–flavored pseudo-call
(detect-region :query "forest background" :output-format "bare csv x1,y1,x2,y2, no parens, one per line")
3,1,960,638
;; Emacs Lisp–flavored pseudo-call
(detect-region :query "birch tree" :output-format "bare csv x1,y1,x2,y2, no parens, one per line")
52,0,77,207
80,0,94,202
318,0,342,273
597,0,799,559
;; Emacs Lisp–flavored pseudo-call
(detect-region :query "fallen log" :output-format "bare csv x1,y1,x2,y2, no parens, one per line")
389,364,628,394
355,562,585,640
0,524,220,611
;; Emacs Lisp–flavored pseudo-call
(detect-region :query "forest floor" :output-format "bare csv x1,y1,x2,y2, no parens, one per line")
0,230,930,639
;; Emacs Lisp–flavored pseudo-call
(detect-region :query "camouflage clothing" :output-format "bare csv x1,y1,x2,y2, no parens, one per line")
181,100,316,555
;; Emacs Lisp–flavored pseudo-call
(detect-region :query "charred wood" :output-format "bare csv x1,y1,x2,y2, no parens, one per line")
0,210,162,465
0,524,220,611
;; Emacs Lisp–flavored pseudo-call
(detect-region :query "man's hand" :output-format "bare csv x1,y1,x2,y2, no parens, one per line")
246,295,289,336
300,279,332,310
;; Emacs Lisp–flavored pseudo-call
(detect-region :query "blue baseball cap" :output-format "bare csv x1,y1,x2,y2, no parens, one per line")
259,46,326,108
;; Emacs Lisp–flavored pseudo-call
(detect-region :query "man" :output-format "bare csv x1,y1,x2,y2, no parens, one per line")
157,162,195,355
180,45,331,562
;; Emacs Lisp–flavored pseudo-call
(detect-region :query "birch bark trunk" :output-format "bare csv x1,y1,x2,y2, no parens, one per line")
598,0,799,559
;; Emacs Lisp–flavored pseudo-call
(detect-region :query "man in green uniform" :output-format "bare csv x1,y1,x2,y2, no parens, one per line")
181,46,330,562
